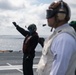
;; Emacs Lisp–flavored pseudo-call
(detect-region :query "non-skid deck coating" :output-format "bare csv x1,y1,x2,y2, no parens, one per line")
0,51,41,75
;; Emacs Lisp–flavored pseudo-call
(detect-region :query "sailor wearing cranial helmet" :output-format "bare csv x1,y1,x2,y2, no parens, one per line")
36,0,76,75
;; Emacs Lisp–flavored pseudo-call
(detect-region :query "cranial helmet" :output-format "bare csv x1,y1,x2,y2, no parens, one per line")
46,0,71,21
28,24,37,32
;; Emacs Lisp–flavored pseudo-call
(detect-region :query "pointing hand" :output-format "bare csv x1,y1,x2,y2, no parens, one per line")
12,22,17,27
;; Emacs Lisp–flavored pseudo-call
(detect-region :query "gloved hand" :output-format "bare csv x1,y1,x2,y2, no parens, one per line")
12,22,17,27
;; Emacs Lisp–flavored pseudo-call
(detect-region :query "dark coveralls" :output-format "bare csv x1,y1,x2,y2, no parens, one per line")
15,25,39,75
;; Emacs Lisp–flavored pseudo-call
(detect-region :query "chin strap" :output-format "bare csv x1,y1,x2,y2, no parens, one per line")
51,27,53,32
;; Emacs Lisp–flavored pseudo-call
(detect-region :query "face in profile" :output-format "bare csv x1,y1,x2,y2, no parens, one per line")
47,17,56,28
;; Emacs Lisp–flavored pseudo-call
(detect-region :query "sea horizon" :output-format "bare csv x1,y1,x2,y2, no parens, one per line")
0,35,48,52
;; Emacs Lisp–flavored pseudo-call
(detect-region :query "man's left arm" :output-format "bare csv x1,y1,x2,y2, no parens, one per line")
50,33,75,75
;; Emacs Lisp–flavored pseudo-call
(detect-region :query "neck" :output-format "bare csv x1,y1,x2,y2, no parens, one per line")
30,31,36,35
55,21,67,28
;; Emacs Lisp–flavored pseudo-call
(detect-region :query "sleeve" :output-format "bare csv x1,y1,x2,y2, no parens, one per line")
38,37,45,47
50,33,75,75
16,25,29,37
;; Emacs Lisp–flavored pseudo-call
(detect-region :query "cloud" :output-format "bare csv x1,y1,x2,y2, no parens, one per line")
0,0,76,35
0,0,25,10
64,0,76,20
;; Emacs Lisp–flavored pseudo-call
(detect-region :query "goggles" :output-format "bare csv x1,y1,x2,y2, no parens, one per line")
46,8,66,19
46,9,57,19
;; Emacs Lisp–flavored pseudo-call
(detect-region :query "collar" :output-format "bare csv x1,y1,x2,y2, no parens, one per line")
54,23,69,33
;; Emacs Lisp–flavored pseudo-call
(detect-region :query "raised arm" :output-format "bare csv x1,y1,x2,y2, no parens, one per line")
12,22,29,37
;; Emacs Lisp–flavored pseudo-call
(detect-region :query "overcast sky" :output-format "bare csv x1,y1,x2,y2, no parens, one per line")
0,0,76,35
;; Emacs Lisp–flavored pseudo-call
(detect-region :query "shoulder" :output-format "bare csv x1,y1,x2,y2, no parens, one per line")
57,33,74,40
51,33,76,53
31,33,39,40
53,33,75,44
33,32,39,37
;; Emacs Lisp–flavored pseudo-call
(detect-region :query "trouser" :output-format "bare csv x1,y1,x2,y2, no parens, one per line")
23,54,34,75
75,69,76,75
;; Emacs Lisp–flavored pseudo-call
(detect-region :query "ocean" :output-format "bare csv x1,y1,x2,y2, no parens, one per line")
0,35,47,52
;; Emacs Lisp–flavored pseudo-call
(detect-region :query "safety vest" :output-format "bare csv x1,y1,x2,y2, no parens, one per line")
37,25,76,75
23,32,39,54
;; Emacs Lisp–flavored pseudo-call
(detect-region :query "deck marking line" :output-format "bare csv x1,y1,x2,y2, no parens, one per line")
7,63,23,73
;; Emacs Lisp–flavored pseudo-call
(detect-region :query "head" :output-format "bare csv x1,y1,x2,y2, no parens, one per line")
28,24,37,34
46,0,71,28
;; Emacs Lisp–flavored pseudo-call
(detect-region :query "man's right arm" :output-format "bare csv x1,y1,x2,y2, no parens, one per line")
12,22,29,37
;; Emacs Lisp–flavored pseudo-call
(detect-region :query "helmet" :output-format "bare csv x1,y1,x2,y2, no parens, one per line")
46,0,71,21
28,24,37,32
69,21,76,26
69,21,76,31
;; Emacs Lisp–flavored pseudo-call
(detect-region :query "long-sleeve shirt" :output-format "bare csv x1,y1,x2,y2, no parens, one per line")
50,24,76,75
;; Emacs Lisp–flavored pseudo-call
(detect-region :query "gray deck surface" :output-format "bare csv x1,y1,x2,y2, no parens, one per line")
0,51,41,75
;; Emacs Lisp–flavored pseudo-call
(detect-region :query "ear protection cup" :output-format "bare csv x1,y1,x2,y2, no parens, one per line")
57,9,66,20
57,13,66,20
